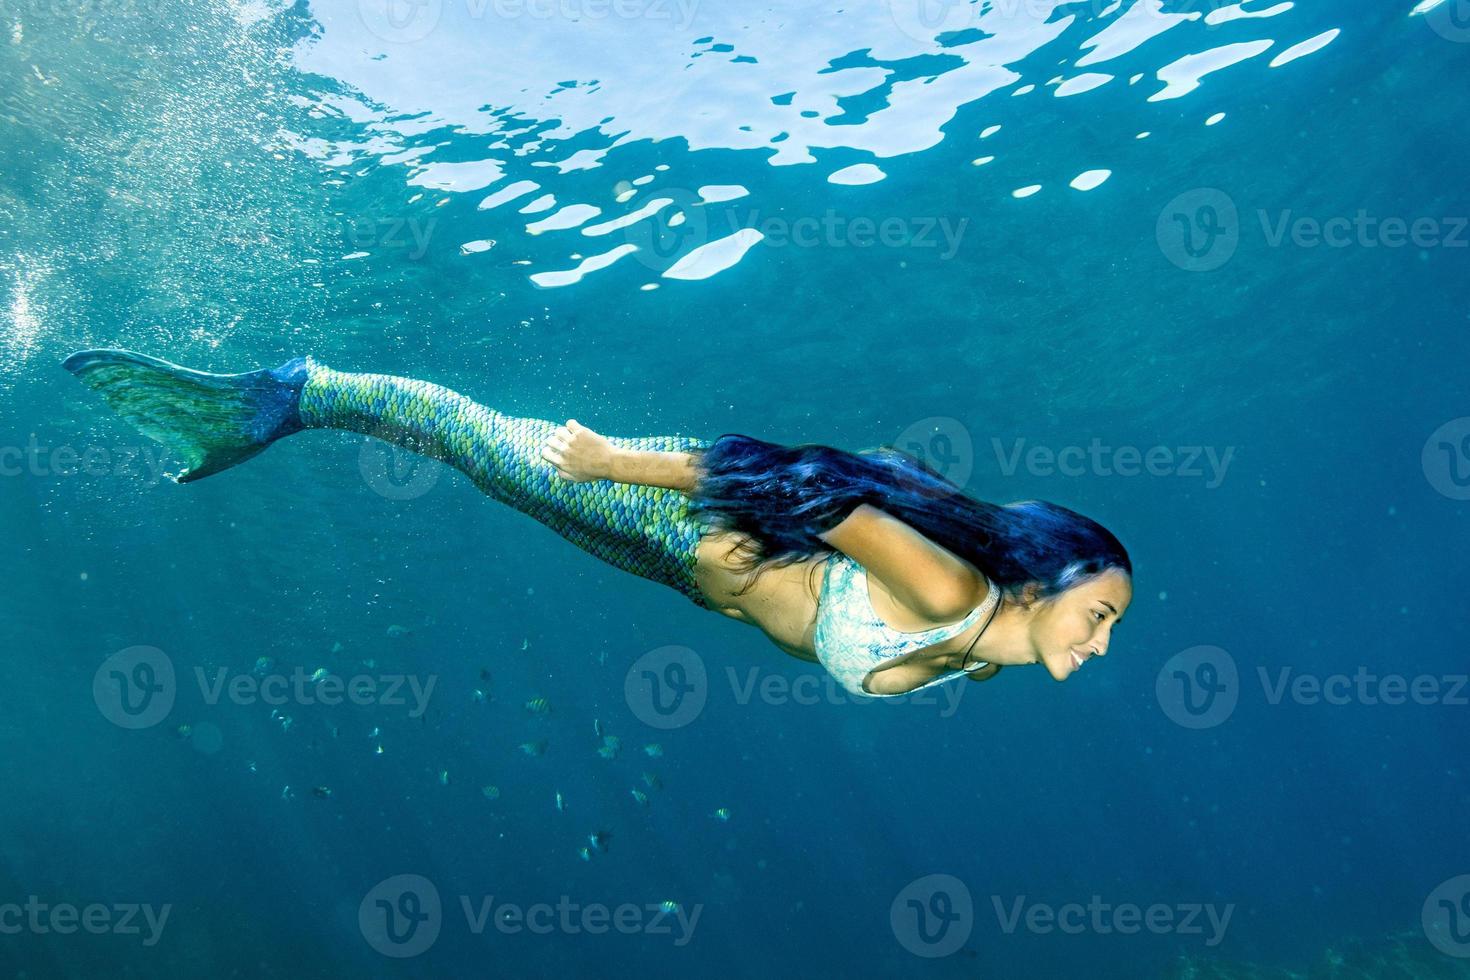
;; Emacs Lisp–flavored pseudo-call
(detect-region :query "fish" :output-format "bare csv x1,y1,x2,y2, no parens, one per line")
312,785,333,799
481,785,500,800
524,697,550,715
519,739,548,757
386,624,412,638
643,743,663,758
642,772,662,790
578,847,592,862
712,807,731,822
438,769,451,786
588,831,611,853
555,791,565,812
309,667,329,684
252,656,274,676
471,688,488,703
630,789,648,806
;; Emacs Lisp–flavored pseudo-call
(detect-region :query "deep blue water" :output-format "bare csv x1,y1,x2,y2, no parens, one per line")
2,0,1469,977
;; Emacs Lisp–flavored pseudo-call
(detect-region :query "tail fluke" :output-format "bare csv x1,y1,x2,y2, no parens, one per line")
61,348,309,483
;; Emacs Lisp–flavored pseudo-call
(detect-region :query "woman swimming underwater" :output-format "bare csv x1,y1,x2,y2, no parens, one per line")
62,349,1132,699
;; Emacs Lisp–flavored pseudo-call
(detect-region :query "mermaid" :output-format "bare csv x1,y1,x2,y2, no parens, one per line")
62,349,1132,698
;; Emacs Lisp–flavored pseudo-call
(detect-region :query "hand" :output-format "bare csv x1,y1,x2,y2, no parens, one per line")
541,419,616,482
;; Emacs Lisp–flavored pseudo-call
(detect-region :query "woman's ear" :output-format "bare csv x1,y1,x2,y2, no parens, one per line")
1016,581,1045,608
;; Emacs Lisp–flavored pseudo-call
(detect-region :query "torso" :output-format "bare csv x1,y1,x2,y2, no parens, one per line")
692,529,999,685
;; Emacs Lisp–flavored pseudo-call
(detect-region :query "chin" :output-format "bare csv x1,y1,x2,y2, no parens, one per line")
1041,653,1074,682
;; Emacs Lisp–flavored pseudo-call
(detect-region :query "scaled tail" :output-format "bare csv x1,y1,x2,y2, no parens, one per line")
61,348,308,483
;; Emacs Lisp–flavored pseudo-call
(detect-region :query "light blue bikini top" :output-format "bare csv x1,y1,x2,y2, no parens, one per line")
814,552,1002,699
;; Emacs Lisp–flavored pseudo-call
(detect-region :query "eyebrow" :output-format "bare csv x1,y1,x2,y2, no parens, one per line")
1101,600,1125,625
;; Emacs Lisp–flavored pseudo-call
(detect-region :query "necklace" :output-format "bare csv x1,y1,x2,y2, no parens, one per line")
956,587,1003,672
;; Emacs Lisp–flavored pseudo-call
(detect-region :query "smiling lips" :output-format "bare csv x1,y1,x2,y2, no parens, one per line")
1070,649,1086,670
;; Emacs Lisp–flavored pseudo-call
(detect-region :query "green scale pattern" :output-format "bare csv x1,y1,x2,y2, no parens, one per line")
297,359,714,609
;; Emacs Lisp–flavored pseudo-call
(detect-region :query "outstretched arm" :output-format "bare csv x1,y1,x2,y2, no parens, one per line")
609,447,701,492
542,419,701,492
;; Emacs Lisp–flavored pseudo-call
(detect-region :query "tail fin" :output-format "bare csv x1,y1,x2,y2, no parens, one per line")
62,348,309,483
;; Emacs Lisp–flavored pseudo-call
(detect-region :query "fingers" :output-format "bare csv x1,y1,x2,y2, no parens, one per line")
541,421,596,482
541,436,586,482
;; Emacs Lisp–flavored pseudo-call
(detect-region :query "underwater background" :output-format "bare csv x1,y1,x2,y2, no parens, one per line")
2,0,1469,976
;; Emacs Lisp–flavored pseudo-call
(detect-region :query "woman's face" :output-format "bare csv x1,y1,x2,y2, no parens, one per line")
1031,569,1132,681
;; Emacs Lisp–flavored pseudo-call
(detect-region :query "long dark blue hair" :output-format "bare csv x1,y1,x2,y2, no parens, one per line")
687,433,1132,603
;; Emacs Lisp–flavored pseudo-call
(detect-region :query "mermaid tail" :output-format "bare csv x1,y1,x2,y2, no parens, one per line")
61,349,309,482
62,349,714,607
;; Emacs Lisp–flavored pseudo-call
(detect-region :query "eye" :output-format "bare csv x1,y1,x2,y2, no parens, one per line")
1093,610,1105,622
